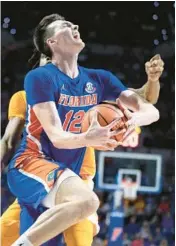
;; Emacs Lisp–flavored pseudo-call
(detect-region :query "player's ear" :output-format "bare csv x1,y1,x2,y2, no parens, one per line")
46,38,57,48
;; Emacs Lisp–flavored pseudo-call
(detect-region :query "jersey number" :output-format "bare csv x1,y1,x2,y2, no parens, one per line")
111,227,123,241
63,110,85,133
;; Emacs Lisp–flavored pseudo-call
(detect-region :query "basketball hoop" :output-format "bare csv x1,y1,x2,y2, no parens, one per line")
120,180,138,200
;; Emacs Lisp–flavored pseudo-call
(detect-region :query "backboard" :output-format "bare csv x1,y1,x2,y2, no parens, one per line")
96,151,162,193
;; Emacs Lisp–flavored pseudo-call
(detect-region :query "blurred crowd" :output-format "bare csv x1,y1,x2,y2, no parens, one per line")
92,190,175,246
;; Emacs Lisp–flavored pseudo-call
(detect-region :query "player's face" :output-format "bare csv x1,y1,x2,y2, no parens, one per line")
46,20,85,55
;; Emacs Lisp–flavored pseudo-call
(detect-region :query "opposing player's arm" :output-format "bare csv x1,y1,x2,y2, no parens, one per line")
1,91,26,168
1,117,24,167
118,90,159,126
129,54,164,104
129,81,160,105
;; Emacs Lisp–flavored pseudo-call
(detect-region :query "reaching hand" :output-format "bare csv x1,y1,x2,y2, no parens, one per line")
145,54,164,82
116,99,136,142
85,111,126,151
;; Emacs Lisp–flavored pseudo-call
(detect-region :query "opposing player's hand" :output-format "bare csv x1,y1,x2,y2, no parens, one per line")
116,99,136,142
145,54,164,82
85,111,126,151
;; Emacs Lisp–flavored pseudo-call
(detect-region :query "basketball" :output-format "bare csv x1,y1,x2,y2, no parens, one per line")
81,102,128,150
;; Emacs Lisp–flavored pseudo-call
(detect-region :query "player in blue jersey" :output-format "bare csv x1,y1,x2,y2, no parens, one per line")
8,14,160,246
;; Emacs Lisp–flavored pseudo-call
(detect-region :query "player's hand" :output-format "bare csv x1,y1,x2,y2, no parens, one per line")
85,111,126,151
145,54,164,82
116,99,136,142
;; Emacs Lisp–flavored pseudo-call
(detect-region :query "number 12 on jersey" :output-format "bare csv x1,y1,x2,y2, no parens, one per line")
63,110,85,133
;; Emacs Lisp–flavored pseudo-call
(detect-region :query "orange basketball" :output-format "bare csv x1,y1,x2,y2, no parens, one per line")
81,102,128,150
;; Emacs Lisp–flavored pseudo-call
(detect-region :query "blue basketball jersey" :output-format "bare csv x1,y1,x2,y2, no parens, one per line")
9,63,127,174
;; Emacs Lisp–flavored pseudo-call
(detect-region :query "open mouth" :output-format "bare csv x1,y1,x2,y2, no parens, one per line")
73,33,79,40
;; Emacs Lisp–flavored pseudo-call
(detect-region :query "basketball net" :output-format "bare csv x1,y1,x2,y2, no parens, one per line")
120,179,138,200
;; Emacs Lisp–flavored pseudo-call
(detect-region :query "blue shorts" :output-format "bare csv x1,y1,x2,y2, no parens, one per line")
7,157,64,209
7,157,66,245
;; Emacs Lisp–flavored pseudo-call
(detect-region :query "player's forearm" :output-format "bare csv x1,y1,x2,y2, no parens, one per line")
47,128,88,149
1,139,15,166
144,80,160,104
119,90,160,127
128,104,160,127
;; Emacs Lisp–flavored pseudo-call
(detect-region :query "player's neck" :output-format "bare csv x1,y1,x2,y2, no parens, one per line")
52,53,79,79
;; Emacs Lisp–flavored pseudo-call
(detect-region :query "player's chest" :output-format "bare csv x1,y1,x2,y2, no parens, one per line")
54,80,102,133
55,79,102,110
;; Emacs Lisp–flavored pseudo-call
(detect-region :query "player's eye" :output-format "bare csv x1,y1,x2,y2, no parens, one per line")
62,22,72,28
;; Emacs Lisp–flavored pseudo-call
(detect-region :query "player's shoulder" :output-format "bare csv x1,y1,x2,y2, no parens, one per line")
25,66,48,78
81,66,111,79
9,90,26,108
81,67,110,75
18,90,26,98
11,90,25,101
25,64,53,81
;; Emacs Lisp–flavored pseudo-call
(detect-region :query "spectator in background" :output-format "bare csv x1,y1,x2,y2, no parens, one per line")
144,235,156,246
140,221,151,240
123,233,131,246
124,216,140,238
161,212,174,244
92,237,104,246
134,195,145,216
97,214,107,241
157,197,170,214
131,233,143,246
150,214,161,230
124,200,136,217
145,196,156,217
161,212,173,231
159,239,168,246
154,227,163,245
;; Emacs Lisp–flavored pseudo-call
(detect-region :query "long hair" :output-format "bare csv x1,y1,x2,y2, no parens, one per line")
39,54,51,66
28,48,41,69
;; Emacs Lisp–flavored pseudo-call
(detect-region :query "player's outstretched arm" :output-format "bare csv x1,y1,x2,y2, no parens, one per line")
33,102,124,150
1,92,26,170
130,54,164,104
118,90,159,127
1,117,24,169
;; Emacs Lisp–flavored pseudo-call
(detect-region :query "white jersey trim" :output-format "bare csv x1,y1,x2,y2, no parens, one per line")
19,168,50,193
26,105,44,156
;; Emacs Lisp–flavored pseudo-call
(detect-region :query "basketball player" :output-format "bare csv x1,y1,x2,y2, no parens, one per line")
1,57,99,246
1,51,163,246
6,14,160,246
1,50,163,246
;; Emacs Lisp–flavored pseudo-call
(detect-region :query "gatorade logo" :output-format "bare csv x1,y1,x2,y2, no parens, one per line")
111,227,122,241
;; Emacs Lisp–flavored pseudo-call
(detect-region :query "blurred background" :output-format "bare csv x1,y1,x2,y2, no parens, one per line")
1,1,175,246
